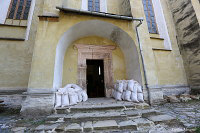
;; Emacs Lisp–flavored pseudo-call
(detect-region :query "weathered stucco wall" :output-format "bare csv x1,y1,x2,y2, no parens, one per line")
28,12,139,89
130,0,188,98
0,0,42,91
168,0,200,93
62,36,126,87
29,0,188,91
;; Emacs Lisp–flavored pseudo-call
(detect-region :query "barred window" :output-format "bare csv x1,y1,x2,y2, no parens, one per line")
7,0,32,20
142,0,158,34
88,0,100,12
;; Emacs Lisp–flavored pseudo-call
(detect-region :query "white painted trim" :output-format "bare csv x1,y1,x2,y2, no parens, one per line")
81,0,88,11
152,0,172,50
0,0,11,24
81,0,107,12
100,0,107,13
25,0,36,40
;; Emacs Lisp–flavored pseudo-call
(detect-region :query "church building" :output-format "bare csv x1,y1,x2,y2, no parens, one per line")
0,0,199,115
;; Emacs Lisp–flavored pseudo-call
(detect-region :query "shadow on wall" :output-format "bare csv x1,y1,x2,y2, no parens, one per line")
53,20,142,90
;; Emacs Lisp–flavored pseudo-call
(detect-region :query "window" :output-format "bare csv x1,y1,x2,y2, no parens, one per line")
7,0,32,20
142,0,158,34
88,0,100,12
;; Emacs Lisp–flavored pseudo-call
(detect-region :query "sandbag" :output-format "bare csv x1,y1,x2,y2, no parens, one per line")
128,80,134,92
67,87,76,93
112,89,115,98
77,91,83,102
81,90,88,102
132,82,138,93
55,92,62,108
62,92,69,107
72,84,82,92
125,90,132,101
121,91,126,100
131,92,139,102
137,93,144,102
69,92,78,105
116,80,122,84
136,83,143,93
115,91,122,101
64,84,74,89
117,82,124,93
58,88,66,93
74,92,79,103
123,81,128,91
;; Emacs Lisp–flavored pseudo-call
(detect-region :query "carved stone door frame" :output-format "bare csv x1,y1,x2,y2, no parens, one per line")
75,44,116,97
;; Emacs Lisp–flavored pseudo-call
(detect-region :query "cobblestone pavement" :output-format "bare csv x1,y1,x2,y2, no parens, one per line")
0,100,199,132
0,114,17,132
154,100,200,129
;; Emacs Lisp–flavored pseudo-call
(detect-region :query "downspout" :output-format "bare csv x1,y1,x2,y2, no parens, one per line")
135,20,152,105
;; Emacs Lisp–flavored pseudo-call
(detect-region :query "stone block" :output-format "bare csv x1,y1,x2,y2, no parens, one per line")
141,109,161,118
35,124,59,131
93,120,118,130
12,127,26,133
20,94,54,116
124,110,140,116
119,120,137,130
190,95,200,100
83,121,93,132
147,115,175,124
65,123,82,132
167,95,180,103
133,118,154,127
55,124,66,132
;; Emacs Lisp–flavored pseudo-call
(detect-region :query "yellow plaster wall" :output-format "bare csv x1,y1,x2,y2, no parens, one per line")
63,0,81,10
153,50,187,85
0,0,43,90
62,36,126,87
29,0,188,89
130,0,188,86
42,0,61,15
42,0,128,16
28,12,134,88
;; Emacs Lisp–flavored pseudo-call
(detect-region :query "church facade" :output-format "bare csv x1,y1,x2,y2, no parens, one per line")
0,0,199,115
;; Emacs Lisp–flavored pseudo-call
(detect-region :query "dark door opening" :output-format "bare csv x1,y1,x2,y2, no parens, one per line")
86,59,105,98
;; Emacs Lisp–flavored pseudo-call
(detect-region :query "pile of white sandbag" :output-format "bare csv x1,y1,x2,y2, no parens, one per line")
112,80,144,102
55,84,88,108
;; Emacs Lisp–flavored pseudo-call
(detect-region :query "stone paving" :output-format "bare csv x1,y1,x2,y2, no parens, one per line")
0,98,199,133
154,100,200,129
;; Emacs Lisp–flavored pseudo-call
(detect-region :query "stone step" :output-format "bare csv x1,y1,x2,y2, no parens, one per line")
54,120,138,132
124,108,162,118
146,114,177,125
47,111,128,123
55,102,150,114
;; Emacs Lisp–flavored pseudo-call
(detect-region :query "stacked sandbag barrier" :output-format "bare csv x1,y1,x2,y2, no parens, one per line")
112,80,144,102
55,84,88,108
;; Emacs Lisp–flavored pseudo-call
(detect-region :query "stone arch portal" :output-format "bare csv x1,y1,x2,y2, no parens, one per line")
53,20,142,94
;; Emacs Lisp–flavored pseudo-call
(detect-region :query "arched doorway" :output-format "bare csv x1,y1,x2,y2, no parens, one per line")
53,20,142,97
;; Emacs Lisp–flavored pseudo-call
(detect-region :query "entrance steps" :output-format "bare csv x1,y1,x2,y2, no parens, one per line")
34,98,185,132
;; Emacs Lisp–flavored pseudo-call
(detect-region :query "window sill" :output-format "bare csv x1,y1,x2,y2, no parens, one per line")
0,37,25,41
152,48,172,51
150,37,164,40
0,23,27,28
4,19,28,27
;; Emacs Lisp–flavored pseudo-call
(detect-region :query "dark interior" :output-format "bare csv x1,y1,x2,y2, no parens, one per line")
86,59,105,98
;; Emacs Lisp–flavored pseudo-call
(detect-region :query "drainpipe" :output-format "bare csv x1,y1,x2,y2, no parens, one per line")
135,20,152,105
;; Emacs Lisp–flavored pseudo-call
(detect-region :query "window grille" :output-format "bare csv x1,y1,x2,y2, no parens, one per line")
7,0,32,20
142,0,158,34
88,0,100,12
